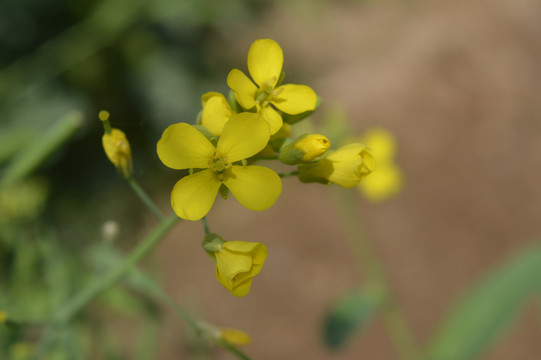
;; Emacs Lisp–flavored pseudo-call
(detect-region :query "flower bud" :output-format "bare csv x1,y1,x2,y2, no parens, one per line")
279,134,330,165
100,111,133,178
298,143,375,188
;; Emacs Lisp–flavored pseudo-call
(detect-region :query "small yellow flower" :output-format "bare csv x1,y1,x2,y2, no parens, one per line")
100,111,133,178
157,113,282,220
215,241,267,297
279,134,330,164
227,39,318,135
358,128,403,202
298,143,375,188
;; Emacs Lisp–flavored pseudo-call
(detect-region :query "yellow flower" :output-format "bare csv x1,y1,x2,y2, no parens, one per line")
279,134,330,164
100,110,133,178
358,128,403,202
200,92,235,137
227,39,318,135
0,311,7,324
298,143,375,188
157,113,282,220
215,240,267,297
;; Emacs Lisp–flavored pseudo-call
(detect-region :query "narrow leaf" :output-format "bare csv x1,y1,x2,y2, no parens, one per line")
426,243,541,360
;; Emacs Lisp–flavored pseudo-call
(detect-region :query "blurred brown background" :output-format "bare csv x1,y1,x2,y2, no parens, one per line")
155,0,541,359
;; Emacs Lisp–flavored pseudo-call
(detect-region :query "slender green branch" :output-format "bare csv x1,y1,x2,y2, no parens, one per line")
126,176,165,222
201,217,210,235
278,170,298,178
53,213,180,324
332,187,419,360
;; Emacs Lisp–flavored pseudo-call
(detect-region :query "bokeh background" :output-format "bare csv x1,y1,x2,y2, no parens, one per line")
2,0,541,359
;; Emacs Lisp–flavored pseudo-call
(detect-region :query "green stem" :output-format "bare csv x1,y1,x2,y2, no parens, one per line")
332,188,418,360
126,176,165,222
53,213,180,324
201,217,210,235
278,170,298,178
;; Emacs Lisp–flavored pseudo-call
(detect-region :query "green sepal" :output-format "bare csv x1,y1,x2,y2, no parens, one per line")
281,96,322,125
219,184,229,200
202,233,225,257
227,90,244,113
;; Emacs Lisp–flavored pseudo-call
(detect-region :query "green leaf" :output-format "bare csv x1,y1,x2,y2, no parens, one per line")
1,111,83,186
323,287,383,349
426,243,541,360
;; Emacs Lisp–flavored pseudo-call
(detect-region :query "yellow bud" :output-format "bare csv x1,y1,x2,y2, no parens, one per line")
220,328,252,345
0,311,7,324
279,134,330,165
98,110,110,122
102,128,133,178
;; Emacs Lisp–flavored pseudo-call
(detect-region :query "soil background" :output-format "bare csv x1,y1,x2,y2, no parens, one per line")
154,0,541,359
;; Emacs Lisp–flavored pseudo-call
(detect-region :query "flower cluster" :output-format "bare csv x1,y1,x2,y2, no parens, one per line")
156,39,376,297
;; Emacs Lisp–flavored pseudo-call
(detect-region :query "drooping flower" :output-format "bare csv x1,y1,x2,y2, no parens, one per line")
298,143,375,188
227,39,318,135
358,128,403,202
215,240,267,297
203,233,267,297
157,113,282,220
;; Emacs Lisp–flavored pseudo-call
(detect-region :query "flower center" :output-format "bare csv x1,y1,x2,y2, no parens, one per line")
209,153,231,181
254,77,283,106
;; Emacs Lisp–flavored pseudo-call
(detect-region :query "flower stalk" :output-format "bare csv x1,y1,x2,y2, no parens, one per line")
53,213,181,324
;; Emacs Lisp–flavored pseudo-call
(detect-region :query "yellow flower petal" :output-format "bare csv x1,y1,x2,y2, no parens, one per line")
216,113,270,162
259,105,283,135
271,84,317,115
171,169,221,220
223,165,281,211
227,69,257,110
359,162,403,202
201,92,235,136
157,123,215,170
361,127,397,161
247,39,283,87
224,241,267,266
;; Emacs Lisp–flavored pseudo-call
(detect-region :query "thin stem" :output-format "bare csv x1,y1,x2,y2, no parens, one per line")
126,176,165,222
332,187,418,360
278,170,298,178
201,217,210,235
53,213,180,324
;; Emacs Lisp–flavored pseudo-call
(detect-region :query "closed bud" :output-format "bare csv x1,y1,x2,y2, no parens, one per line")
279,134,330,165
100,111,133,178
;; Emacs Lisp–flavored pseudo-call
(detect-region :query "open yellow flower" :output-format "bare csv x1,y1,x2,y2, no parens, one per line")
215,241,267,297
157,113,282,220
227,39,318,135
298,143,375,188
